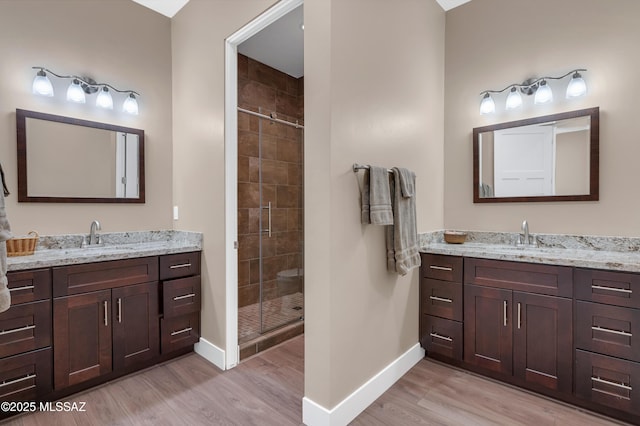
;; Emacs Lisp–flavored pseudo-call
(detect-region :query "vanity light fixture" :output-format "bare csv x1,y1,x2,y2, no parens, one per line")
479,68,587,115
31,67,140,115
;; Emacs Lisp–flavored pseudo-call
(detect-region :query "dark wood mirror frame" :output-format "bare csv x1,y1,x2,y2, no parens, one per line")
473,107,599,203
16,109,145,203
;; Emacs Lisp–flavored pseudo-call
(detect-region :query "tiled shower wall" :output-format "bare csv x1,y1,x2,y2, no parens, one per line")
237,54,304,308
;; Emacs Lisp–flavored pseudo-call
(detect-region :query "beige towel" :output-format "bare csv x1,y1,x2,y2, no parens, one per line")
0,164,11,313
368,166,393,225
386,167,421,275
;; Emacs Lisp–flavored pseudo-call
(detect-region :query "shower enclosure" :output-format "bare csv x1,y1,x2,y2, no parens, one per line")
237,106,304,356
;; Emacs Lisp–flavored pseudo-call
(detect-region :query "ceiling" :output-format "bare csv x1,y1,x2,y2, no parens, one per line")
130,0,472,78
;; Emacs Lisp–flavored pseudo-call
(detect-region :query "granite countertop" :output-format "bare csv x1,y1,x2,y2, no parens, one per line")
7,230,202,271
419,231,640,273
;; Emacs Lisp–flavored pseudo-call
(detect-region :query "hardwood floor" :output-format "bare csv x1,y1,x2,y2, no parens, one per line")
4,336,627,425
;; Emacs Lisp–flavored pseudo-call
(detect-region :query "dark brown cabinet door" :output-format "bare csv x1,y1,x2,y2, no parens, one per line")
53,290,112,389
112,282,159,371
464,284,513,375
513,292,573,394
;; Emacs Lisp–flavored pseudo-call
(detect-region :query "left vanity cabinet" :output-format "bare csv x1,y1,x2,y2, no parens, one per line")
52,257,159,390
0,269,52,403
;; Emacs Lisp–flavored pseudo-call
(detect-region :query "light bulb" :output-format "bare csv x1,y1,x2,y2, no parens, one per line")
505,87,523,110
566,72,587,98
480,93,495,115
534,80,553,104
96,87,113,109
123,93,139,115
32,70,54,96
66,79,86,103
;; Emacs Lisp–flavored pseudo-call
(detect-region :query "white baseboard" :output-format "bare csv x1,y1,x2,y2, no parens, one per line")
194,337,226,371
302,343,425,426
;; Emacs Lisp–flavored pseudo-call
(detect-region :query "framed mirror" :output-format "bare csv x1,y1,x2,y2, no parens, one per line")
17,109,145,203
473,107,599,203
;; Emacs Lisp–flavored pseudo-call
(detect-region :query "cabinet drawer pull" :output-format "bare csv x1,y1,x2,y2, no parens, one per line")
429,332,452,342
103,301,108,326
169,263,192,269
591,376,632,391
429,265,453,271
0,324,35,336
117,298,122,323
503,301,508,327
0,374,36,389
171,327,193,336
591,285,633,294
591,326,632,337
9,285,34,293
517,302,521,330
173,293,196,301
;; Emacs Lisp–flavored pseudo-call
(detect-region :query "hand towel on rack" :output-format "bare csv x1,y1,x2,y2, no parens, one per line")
366,166,393,225
0,163,11,313
386,167,421,276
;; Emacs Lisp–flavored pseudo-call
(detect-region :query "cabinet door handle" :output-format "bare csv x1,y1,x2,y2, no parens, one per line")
173,293,196,301
430,332,452,342
9,285,34,292
429,265,452,271
0,324,36,336
517,302,521,330
169,263,192,269
591,326,632,337
171,327,193,336
429,295,453,303
117,298,122,323
0,374,36,389
503,301,507,326
591,376,632,391
103,301,108,326
591,285,632,294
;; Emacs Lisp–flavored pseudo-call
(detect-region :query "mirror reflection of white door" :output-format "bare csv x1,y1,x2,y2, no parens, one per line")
493,124,554,197
115,133,140,198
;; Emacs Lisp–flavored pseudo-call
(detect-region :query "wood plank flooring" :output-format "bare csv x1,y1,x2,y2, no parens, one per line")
3,335,627,425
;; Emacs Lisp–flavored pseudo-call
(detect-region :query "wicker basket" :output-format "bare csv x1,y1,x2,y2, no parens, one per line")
444,230,467,244
6,231,39,257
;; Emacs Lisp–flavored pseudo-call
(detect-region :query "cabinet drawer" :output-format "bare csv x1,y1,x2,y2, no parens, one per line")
163,275,201,318
0,347,52,403
576,301,639,362
421,315,462,361
53,257,159,297
575,349,640,416
0,300,51,358
421,254,462,282
575,268,640,309
161,312,199,353
421,279,462,321
464,258,572,297
6,269,51,305
159,252,201,281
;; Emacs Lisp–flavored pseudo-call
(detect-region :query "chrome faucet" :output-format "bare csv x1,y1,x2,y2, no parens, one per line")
89,220,101,245
521,220,529,244
517,219,537,247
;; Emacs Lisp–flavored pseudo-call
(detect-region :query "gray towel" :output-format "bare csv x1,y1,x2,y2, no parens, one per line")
368,166,393,225
386,167,421,276
360,168,370,224
0,176,10,313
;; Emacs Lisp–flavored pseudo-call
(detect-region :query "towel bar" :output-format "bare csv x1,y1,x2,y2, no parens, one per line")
352,163,393,173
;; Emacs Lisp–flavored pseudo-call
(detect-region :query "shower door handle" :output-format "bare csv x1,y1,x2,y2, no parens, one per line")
262,202,272,237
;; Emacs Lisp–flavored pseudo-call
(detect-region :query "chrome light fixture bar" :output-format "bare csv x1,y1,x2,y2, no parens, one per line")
479,68,587,115
31,66,140,115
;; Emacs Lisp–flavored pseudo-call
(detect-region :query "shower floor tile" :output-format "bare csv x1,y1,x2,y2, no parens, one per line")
238,292,304,344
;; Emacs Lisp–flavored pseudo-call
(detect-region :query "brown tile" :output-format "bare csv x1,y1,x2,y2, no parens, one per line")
285,75,299,97
238,130,259,157
261,134,278,160
262,184,277,205
249,157,260,182
277,231,300,255
239,80,276,111
238,208,249,235
287,163,301,185
250,259,260,284
255,322,304,351
276,91,300,118
271,208,288,233
263,255,288,281
238,182,260,208
262,235,277,257
287,208,302,231
238,54,249,79
238,109,251,130
287,253,302,270
239,343,257,360
277,185,299,208
262,279,278,292
298,76,304,96
277,138,301,163
238,283,260,307
249,208,260,233
261,159,289,185
238,260,250,286
238,155,250,183
238,234,259,261
248,57,287,92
